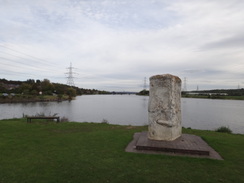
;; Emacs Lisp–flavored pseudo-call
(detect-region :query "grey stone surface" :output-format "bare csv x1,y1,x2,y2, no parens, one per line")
125,132,223,160
148,74,182,141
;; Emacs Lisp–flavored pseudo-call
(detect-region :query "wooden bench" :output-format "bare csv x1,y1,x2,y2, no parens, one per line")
27,116,60,123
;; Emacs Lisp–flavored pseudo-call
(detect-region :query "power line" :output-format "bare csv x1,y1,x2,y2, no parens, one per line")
0,56,27,66
0,56,58,73
0,44,56,67
0,44,65,79
0,50,46,65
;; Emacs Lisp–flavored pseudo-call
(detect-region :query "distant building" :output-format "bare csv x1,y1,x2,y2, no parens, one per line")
188,92,228,96
1,83,20,90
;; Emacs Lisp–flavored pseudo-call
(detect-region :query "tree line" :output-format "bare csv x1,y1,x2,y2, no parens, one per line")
137,88,244,97
183,88,244,96
0,78,110,98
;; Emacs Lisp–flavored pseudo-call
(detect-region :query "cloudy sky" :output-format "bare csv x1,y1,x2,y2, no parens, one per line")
0,0,243,91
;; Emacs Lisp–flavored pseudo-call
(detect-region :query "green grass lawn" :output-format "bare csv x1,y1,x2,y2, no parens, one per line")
0,119,243,183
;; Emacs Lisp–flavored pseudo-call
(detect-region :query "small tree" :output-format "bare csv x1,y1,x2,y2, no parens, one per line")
66,87,76,99
41,79,54,95
215,126,232,134
20,83,32,94
31,90,38,95
137,90,149,96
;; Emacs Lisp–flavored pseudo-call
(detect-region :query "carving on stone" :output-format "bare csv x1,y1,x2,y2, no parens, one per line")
156,119,174,127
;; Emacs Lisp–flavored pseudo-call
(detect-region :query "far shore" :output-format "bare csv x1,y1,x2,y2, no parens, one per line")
137,93,244,100
181,95,244,100
0,95,73,104
1,94,244,104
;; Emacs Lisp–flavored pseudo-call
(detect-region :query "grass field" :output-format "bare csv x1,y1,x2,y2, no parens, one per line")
0,118,243,183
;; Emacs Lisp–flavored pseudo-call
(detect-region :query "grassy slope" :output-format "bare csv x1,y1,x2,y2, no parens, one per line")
0,119,243,183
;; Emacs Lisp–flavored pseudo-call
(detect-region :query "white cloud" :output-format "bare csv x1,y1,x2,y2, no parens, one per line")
0,0,244,91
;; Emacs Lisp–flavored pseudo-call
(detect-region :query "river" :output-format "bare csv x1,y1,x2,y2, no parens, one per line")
0,95,243,134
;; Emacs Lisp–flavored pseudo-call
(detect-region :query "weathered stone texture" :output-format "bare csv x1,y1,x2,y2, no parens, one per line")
148,74,182,141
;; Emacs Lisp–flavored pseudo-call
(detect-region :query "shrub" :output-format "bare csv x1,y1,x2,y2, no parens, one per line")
60,116,69,122
101,119,109,124
215,126,232,134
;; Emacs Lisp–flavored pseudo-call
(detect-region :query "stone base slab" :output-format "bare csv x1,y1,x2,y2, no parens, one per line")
125,132,223,160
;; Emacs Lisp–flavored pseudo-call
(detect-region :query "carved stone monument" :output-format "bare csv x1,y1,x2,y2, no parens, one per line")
126,75,222,159
148,74,182,141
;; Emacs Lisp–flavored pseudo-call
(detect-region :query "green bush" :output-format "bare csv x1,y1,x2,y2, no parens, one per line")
215,126,232,134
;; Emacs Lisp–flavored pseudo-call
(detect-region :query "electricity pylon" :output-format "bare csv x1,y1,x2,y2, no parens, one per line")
66,62,75,87
143,77,147,90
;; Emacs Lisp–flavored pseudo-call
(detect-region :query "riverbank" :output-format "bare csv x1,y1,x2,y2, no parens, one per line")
0,118,243,183
137,93,244,100
182,94,244,100
0,94,72,103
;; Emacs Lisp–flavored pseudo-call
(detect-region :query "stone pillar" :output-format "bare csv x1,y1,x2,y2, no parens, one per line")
148,74,182,141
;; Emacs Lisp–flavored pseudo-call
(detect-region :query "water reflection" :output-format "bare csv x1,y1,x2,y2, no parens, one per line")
0,95,243,134
181,98,244,134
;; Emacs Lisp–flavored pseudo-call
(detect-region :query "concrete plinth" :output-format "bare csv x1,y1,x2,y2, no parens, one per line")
148,74,182,141
125,132,223,160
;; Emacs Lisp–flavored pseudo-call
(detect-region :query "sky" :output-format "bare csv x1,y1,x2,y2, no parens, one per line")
0,0,244,92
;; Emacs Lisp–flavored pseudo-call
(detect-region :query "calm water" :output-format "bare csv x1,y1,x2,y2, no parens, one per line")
0,95,243,134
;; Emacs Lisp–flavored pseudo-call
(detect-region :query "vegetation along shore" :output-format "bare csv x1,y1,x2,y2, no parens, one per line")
137,88,244,100
0,78,110,103
0,118,243,183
